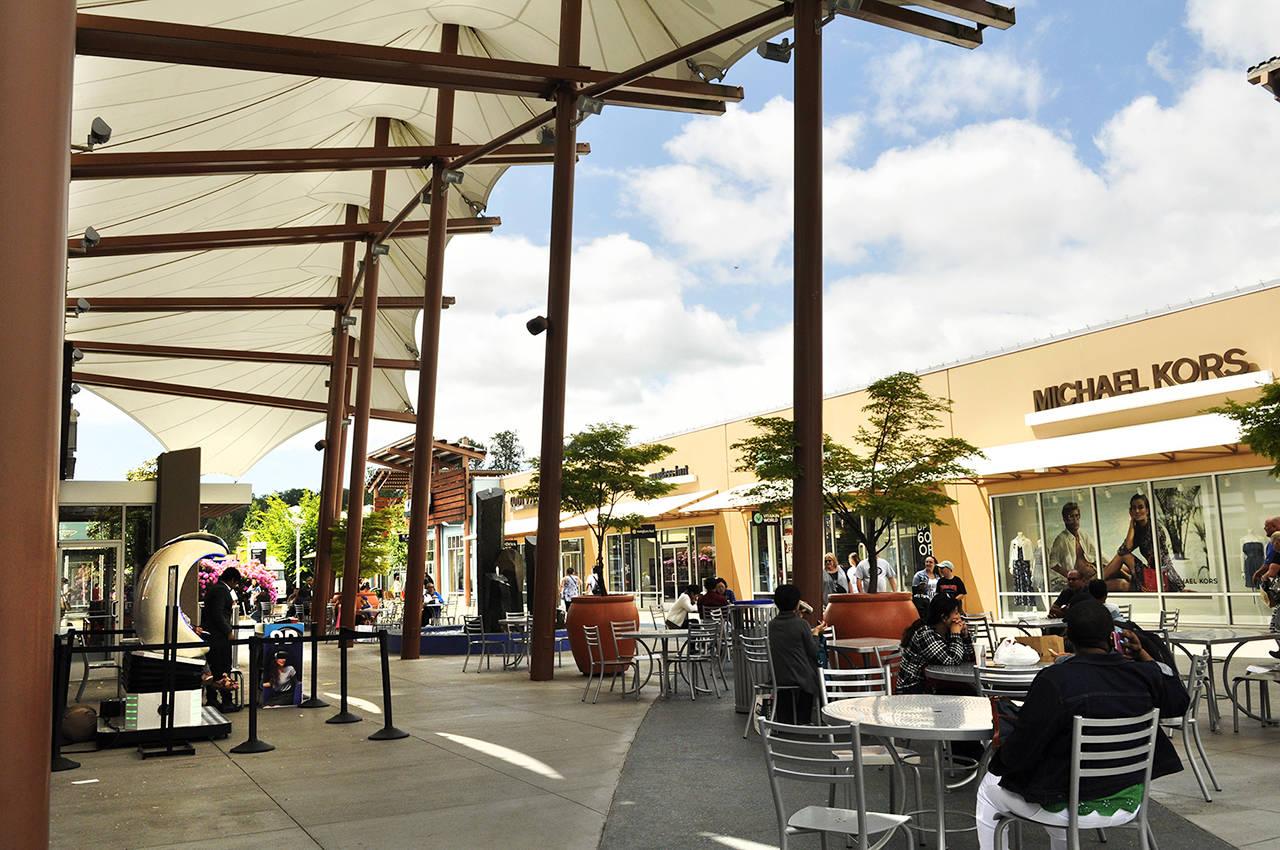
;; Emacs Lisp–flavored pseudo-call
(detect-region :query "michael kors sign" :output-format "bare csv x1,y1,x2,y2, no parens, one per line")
1032,348,1253,412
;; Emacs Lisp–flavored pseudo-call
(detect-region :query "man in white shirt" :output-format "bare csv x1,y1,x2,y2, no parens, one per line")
844,553,861,594
855,556,898,593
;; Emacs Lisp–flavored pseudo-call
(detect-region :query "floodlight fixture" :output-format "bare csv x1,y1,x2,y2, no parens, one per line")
71,347,84,362
70,383,81,395
81,226,101,252
576,95,605,116
371,242,390,256
537,126,555,146
832,0,863,13
315,439,327,451
685,59,726,83
756,37,793,63
526,315,549,336
72,116,113,151
441,168,465,185
72,297,91,317
340,315,357,327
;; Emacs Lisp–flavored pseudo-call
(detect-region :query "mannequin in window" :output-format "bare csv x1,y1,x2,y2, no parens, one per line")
1008,532,1037,606
1048,501,1098,588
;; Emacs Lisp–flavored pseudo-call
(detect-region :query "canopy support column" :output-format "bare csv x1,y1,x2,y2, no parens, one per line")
531,0,583,682
792,0,825,616
402,24,458,659
0,0,74,842
313,203,359,633
339,116,390,631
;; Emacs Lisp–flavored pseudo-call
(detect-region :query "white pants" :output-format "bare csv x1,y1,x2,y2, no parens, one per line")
976,772,1138,850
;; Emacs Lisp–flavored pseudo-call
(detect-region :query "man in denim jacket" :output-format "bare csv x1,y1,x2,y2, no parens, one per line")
976,602,1189,849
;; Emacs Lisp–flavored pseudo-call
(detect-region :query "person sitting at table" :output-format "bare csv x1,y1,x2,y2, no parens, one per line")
698,576,730,617
423,578,444,624
665,584,700,629
975,601,1189,850
897,594,974,694
715,576,736,603
1048,570,1091,619
767,583,826,724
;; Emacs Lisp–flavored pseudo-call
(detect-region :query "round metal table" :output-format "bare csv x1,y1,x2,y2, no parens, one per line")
823,695,992,850
925,660,1048,685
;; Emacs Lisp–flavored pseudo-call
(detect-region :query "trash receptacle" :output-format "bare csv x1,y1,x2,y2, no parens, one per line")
729,600,777,713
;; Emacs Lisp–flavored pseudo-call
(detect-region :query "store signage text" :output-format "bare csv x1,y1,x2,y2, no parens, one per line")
509,495,536,511
648,465,690,480
1032,348,1253,412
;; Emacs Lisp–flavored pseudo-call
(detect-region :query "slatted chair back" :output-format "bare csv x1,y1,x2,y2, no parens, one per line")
818,665,890,708
1159,608,1180,631
972,664,1039,699
873,646,903,693
962,612,995,655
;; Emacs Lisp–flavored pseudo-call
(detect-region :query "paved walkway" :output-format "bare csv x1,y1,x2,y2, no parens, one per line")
53,642,1280,848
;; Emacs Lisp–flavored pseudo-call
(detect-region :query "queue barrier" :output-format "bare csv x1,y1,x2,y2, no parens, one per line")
53,622,406,769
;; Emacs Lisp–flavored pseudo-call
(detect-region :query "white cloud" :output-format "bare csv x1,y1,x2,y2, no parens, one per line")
1186,0,1280,66
868,42,1050,132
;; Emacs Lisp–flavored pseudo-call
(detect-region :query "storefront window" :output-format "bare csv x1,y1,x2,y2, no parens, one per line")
992,493,1046,612
560,537,585,585
58,505,122,541
1040,488,1098,593
1094,484,1159,593
445,531,464,596
1216,469,1280,593
1151,476,1222,593
694,526,716,584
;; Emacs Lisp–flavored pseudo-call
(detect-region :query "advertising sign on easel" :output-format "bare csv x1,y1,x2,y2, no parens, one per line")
261,621,304,708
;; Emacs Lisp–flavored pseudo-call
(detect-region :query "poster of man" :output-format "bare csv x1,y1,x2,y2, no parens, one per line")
1048,500,1098,587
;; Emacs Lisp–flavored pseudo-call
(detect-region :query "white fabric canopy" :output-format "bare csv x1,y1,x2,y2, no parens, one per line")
969,414,1244,478
68,1,788,475
564,488,718,530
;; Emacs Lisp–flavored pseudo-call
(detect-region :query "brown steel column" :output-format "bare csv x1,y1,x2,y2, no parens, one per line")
531,0,583,681
0,0,73,842
792,0,824,618
339,116,390,631
313,203,359,634
402,23,458,659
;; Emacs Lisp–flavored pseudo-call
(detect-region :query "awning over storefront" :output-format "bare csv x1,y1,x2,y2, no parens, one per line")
503,511,576,538
563,489,718,531
970,413,1244,480
678,483,762,513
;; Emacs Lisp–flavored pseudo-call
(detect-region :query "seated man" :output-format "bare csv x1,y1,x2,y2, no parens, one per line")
698,575,730,616
976,602,1189,850
1086,578,1123,621
1048,570,1090,619
766,583,826,724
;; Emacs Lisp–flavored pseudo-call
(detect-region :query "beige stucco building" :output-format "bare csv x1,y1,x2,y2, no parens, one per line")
505,282,1280,627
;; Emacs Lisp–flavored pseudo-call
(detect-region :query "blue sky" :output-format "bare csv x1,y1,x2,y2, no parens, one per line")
73,0,1280,493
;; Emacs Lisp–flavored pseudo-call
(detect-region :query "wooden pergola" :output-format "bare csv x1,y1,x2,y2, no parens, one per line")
1,2,1014,839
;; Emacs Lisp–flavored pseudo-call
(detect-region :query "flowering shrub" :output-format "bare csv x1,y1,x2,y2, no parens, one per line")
198,557,277,603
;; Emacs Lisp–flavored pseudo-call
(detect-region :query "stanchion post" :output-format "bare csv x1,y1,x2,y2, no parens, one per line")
368,630,408,741
326,628,361,724
299,630,328,708
230,634,275,754
51,630,80,772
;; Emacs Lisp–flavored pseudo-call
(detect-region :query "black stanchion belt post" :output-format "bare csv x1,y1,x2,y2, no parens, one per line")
326,628,361,724
368,629,408,741
299,631,328,709
230,634,275,754
52,629,80,771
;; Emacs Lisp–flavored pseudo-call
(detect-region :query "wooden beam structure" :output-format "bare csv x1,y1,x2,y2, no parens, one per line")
66,339,418,370
841,1,986,49
75,14,743,115
69,217,499,257
65,296,422,312
71,143,590,180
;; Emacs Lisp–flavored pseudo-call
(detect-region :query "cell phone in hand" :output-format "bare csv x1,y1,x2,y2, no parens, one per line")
1113,627,1124,653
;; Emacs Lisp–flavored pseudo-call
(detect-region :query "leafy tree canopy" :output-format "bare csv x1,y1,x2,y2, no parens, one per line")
518,423,675,591
328,500,407,579
126,457,157,481
732,371,982,591
486,429,525,471
1208,382,1280,477
241,491,320,589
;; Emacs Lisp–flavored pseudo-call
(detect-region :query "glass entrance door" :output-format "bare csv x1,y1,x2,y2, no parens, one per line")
60,543,123,648
660,541,694,601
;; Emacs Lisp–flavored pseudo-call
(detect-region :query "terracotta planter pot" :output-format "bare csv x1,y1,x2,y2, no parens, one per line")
565,594,639,675
824,592,918,668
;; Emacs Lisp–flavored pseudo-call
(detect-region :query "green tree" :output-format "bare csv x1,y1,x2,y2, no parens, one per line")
485,429,525,471
517,423,675,594
240,491,320,588
1208,382,1280,476
126,457,157,480
328,500,407,579
732,371,982,592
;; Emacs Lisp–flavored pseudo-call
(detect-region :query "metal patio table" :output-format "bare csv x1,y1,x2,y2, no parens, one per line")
823,694,993,850
1166,627,1277,731
925,660,1049,686
617,628,688,699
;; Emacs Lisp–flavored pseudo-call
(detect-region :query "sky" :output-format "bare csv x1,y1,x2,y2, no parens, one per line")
72,0,1280,494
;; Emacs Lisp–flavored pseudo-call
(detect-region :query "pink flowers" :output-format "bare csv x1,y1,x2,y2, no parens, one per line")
198,557,278,603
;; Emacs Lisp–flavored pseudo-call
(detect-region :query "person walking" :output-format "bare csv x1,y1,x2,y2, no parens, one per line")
560,566,580,611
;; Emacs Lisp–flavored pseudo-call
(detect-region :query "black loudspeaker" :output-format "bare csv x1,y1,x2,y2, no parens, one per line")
475,489,505,631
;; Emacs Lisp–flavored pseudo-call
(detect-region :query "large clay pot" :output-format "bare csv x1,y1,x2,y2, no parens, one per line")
565,594,639,675
824,593,918,667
